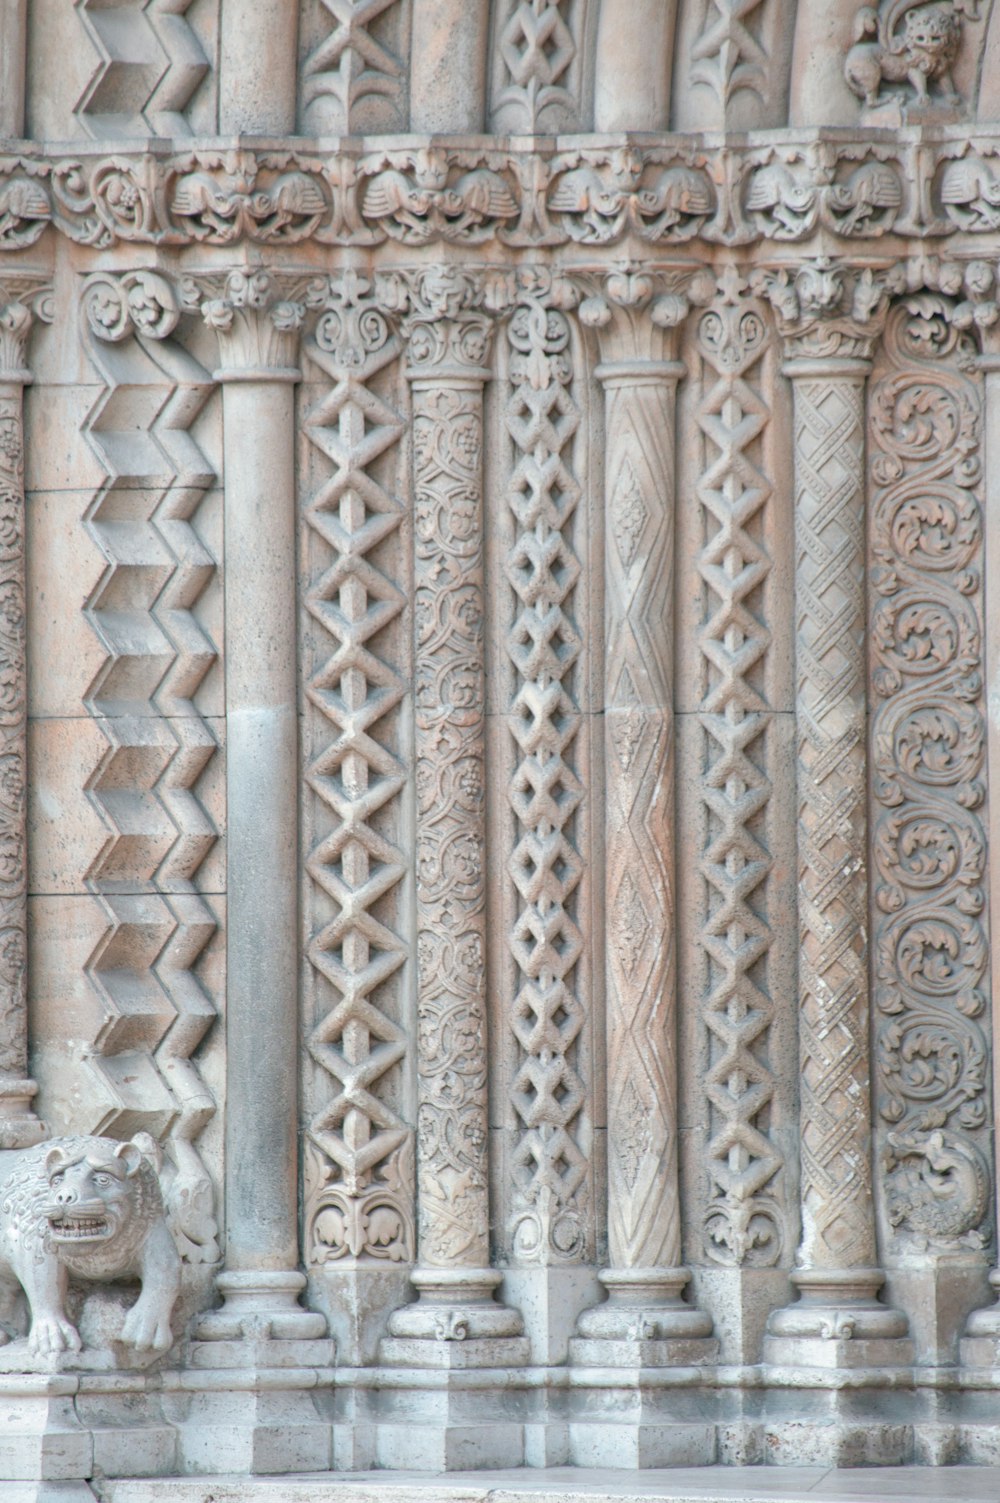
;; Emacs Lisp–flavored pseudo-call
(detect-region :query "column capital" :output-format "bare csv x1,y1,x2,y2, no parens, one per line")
0,276,52,383
180,269,314,380
378,266,501,381
576,263,711,369
752,257,902,368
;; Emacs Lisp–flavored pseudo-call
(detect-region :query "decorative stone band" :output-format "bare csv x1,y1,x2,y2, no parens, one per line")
0,278,51,1149
2,135,1000,253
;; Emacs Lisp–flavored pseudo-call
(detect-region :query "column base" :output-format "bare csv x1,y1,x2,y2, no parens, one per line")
380,1268,529,1368
764,1267,913,1370
960,1268,1000,1368
570,1268,718,1367
193,1271,331,1363
183,1268,334,1472
0,1079,46,1149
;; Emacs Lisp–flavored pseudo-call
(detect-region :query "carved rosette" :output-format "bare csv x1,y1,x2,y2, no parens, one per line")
0,281,50,1148
298,272,414,1267
403,269,495,1271
692,266,785,1269
502,271,592,1265
757,261,896,1280
869,294,992,1255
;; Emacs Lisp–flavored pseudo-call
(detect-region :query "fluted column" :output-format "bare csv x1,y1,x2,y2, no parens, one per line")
0,280,49,1149
757,261,910,1359
182,270,325,1345
383,269,524,1355
571,271,714,1364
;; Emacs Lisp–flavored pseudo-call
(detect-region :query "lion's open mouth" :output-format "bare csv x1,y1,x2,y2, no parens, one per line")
48,1216,112,1240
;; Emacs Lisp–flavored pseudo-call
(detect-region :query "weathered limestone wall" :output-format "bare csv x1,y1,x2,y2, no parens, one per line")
4,0,1000,1486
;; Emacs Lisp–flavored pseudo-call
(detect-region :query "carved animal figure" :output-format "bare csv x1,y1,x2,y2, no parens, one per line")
0,1135,181,1358
844,2,961,108
885,1128,989,1243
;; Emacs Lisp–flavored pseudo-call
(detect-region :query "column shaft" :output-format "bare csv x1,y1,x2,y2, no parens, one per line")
222,377,299,1274
0,294,45,1148
790,360,875,1277
600,364,682,1271
219,0,298,133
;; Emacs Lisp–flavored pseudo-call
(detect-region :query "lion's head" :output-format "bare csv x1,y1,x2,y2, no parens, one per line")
902,3,960,70
42,1137,162,1279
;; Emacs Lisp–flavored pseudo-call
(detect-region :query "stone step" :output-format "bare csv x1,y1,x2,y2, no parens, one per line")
99,1467,1000,1503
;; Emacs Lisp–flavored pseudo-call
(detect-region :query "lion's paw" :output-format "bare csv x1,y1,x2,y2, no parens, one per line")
121,1301,173,1353
29,1313,81,1358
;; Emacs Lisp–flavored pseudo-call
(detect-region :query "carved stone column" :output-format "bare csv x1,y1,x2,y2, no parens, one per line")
0,280,49,1149
177,270,332,1471
380,270,525,1373
757,261,911,1366
569,271,715,1372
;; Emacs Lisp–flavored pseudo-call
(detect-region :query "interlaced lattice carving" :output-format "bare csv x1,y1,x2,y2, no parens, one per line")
300,0,404,134
794,367,874,1269
690,0,768,106
869,297,992,1253
491,0,586,132
694,281,783,1267
503,287,589,1264
301,272,413,1265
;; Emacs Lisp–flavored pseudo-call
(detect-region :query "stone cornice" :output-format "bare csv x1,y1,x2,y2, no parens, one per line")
5,130,1000,252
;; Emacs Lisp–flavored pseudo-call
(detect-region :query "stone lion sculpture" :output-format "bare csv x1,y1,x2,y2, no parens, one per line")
844,1,961,108
0,1134,181,1358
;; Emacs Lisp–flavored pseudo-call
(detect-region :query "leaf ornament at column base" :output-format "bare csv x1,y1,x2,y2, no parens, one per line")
764,1267,914,1371
570,1266,718,1367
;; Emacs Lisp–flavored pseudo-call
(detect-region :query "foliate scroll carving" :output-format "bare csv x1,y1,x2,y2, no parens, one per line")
692,267,785,1267
844,0,975,112
502,271,591,1264
300,272,413,1266
490,0,589,133
392,270,497,1270
300,0,405,135
79,271,221,1265
869,293,993,1254
7,138,1000,249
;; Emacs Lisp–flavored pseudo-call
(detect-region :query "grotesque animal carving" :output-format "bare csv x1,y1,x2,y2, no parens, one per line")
885,1128,989,1246
844,2,962,109
0,1135,181,1359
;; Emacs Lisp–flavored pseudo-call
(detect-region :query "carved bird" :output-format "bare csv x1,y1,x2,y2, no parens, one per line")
634,166,714,236
940,158,1000,229
822,162,902,234
547,166,630,239
744,164,818,237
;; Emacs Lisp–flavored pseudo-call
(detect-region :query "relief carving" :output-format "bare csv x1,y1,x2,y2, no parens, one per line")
299,272,414,1266
869,286,993,1255
693,266,785,1267
503,271,591,1264
844,0,973,110
0,1135,181,1361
